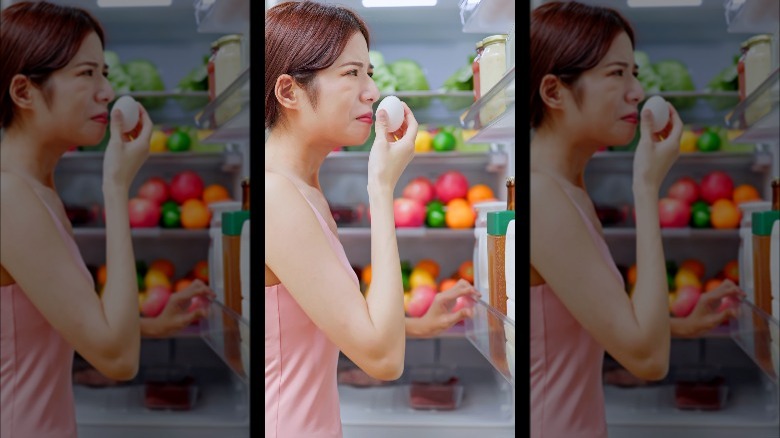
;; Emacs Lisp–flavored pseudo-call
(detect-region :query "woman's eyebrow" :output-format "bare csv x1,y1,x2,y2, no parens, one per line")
338,61,375,69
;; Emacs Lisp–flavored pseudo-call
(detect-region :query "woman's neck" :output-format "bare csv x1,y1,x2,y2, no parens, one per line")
0,124,62,188
530,125,602,188
265,127,332,189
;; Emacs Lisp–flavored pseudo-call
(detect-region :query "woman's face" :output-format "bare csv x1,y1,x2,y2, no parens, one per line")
34,32,115,147
297,32,380,147
564,32,645,146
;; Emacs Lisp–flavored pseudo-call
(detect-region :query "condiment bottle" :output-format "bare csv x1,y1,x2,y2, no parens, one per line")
487,177,515,375
222,210,250,316
751,180,779,374
472,40,484,102
207,40,219,102
241,178,250,211
743,34,772,125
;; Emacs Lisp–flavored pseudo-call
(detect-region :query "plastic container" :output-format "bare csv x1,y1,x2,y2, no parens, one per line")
214,34,243,125
478,34,507,126
743,34,773,125
143,366,198,411
407,365,464,411
472,40,484,101
673,366,728,411
738,200,770,295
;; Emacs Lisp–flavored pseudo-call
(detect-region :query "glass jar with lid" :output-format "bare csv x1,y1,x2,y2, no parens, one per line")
214,34,243,125
478,34,507,126
472,40,484,102
743,34,772,125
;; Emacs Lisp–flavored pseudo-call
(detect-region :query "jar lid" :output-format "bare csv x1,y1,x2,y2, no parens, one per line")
215,34,242,48
744,34,771,48
476,40,484,49
481,34,507,47
752,211,779,236
487,210,515,236
223,211,250,236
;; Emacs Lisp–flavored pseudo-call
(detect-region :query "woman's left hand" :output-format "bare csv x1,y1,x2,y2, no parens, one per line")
680,279,745,337
416,280,480,338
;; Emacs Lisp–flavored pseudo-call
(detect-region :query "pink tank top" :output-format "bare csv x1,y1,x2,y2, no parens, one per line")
1,180,94,438
265,188,359,438
530,175,623,438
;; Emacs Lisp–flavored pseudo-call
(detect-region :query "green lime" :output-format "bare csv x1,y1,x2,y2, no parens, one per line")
136,260,148,277
426,209,446,228
402,271,411,292
696,130,721,152
432,131,456,152
167,130,191,152
137,272,145,291
161,206,181,228
667,272,675,291
161,200,179,213
691,200,709,213
426,200,444,214
691,208,711,228
666,260,678,277
401,260,412,276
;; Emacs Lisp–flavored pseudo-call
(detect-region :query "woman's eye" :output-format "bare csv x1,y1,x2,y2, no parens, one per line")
632,71,639,78
347,70,358,76
82,70,94,77
368,71,374,78
613,70,624,77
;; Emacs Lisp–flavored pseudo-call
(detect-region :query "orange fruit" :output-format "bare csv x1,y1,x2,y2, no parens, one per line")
174,278,193,292
145,269,171,290
415,259,440,280
679,259,706,280
97,264,108,286
202,184,232,205
403,292,413,313
627,264,638,286
149,259,175,279
467,184,495,205
732,184,761,205
361,264,372,286
675,269,702,290
180,199,212,229
722,260,739,283
192,260,209,284
668,292,677,312
710,199,741,229
458,261,474,284
704,278,723,292
445,199,476,229
138,292,147,312
439,278,458,292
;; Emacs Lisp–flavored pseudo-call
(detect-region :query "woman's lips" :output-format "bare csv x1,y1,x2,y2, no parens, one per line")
92,114,109,124
622,115,638,124
357,116,373,124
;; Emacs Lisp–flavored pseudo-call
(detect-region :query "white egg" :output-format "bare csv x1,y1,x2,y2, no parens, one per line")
643,95,670,133
376,95,405,132
113,96,140,133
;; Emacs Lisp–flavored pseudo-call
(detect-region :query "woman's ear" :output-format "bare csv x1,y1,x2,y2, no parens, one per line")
8,74,35,111
275,74,299,110
538,74,565,110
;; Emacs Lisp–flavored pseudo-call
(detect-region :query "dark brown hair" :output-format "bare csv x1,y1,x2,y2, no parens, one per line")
0,1,106,129
530,1,635,129
265,0,370,130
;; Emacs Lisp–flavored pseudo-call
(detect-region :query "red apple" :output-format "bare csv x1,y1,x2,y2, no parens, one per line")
170,171,204,204
406,285,437,317
671,285,701,317
138,177,169,206
402,177,436,205
141,286,171,317
667,177,700,205
188,295,209,314
393,198,426,228
435,171,469,204
128,197,161,228
658,198,691,228
700,171,734,204
451,295,472,314
717,295,740,313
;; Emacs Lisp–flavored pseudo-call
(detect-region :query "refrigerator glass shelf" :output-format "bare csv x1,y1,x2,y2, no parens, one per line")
195,0,249,34
460,67,515,144
195,67,250,143
462,297,515,385
726,68,779,144
725,0,780,33
591,151,759,165
602,228,741,239
378,91,483,128
338,228,476,239
73,228,210,239
459,0,515,34
729,299,779,385
199,299,249,385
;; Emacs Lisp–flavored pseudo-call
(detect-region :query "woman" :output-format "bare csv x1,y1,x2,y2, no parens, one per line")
265,2,478,436
0,2,206,436
529,2,743,437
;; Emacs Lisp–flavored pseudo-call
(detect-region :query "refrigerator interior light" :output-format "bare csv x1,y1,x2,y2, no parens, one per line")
627,0,702,7
97,0,173,7
362,0,437,7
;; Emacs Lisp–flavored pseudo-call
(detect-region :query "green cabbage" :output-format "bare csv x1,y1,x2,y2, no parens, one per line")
369,51,396,93
653,60,696,109
124,60,166,109
635,51,662,94
388,59,430,109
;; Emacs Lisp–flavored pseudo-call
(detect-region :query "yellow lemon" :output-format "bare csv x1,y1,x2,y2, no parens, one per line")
675,269,701,290
403,292,412,313
409,268,436,289
668,292,677,312
679,130,698,153
414,131,432,153
462,129,478,141
138,292,147,312
414,259,440,280
149,130,168,153
144,269,171,290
